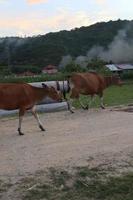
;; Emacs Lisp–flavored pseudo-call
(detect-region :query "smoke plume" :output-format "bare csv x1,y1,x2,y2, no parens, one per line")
60,24,133,67
59,55,73,68
87,28,133,63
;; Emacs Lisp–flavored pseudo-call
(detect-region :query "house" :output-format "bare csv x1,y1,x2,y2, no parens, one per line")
105,64,121,72
116,64,133,71
105,63,133,73
42,65,58,74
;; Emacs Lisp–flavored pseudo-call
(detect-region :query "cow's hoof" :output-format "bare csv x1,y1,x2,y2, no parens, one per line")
19,132,24,136
101,106,105,109
70,110,74,113
85,105,89,110
39,125,46,131
82,106,88,110
18,128,24,136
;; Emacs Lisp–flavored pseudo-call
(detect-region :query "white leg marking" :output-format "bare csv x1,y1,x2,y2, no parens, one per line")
100,96,105,109
66,99,74,113
31,106,45,132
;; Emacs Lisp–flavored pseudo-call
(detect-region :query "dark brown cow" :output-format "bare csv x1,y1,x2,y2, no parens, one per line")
0,83,62,135
63,72,122,113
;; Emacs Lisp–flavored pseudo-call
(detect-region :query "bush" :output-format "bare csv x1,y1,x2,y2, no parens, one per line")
11,65,41,74
120,71,133,80
87,58,112,75
0,66,12,76
61,62,87,73
0,72,67,83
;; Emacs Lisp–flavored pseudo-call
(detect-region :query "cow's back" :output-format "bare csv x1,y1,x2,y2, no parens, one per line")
0,83,33,110
70,72,105,95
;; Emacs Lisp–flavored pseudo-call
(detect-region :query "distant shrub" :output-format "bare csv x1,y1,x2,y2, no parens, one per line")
11,65,41,74
61,62,87,73
0,66,12,76
120,71,133,80
0,72,67,83
87,58,112,76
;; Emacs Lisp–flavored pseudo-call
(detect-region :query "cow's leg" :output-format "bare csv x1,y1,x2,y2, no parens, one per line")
67,96,87,111
66,98,74,113
18,108,25,135
99,93,105,109
31,106,45,131
90,95,97,108
78,95,94,110
85,95,95,110
66,88,78,113
78,98,88,110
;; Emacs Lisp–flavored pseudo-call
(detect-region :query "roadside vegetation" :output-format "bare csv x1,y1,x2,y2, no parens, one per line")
0,179,12,199
1,165,133,200
73,83,133,109
0,61,133,109
23,168,133,200
0,72,66,83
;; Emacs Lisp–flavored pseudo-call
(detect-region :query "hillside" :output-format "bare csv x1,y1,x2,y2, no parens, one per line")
0,19,133,68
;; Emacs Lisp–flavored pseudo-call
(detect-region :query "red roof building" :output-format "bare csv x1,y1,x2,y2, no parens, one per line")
42,65,58,74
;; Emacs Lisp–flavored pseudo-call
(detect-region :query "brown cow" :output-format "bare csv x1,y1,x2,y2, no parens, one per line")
63,72,122,113
0,83,62,135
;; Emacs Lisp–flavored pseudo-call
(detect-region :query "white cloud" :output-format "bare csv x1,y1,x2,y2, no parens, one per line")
92,10,114,23
0,0,8,3
0,8,115,36
95,0,106,5
0,10,91,36
44,9,91,30
27,0,48,4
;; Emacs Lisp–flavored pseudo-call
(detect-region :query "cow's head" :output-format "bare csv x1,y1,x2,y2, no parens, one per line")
42,83,62,102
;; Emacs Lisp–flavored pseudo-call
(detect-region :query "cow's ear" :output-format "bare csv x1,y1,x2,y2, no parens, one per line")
42,83,48,88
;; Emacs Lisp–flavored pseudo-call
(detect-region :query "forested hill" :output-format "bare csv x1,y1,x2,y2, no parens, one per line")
0,19,133,67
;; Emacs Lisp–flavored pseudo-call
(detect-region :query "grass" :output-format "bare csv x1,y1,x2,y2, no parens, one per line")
73,84,133,109
0,179,12,198
0,73,133,109
0,72,68,83
1,160,133,199
18,166,133,200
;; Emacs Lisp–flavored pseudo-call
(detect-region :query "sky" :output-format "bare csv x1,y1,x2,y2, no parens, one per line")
0,0,133,37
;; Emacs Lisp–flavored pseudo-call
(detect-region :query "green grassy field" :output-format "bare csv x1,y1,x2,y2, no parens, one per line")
0,73,67,83
4,166,132,200
1,73,133,109
73,83,133,109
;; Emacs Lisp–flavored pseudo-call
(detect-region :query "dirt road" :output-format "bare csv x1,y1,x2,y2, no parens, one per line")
0,108,133,177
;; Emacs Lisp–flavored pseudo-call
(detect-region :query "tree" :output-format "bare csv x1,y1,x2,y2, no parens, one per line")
87,58,111,75
61,62,86,73
0,66,12,76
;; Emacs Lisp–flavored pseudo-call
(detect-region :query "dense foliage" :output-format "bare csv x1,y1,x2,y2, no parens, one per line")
0,19,133,74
